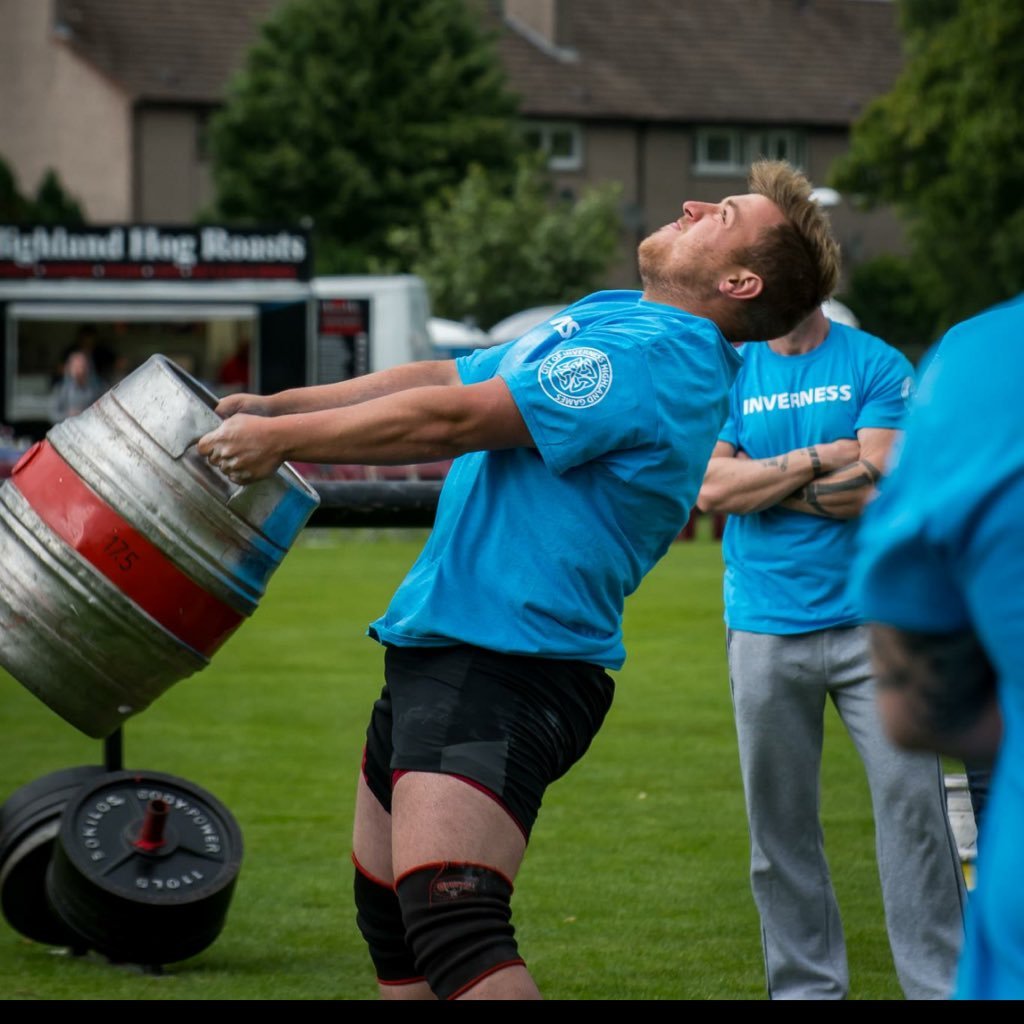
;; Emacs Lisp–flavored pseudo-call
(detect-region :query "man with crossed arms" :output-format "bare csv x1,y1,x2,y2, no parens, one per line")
697,306,966,1000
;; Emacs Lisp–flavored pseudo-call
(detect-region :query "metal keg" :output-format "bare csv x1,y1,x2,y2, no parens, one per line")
0,355,320,739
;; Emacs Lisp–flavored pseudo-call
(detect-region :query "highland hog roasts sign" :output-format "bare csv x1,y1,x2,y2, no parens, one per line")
0,224,311,281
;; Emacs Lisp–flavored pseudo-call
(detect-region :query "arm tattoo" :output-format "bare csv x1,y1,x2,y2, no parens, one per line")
762,453,790,472
798,460,882,516
797,481,834,517
870,626,998,738
807,445,821,473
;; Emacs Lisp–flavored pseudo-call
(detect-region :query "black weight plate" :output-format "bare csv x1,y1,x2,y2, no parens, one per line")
47,769,243,965
0,765,106,946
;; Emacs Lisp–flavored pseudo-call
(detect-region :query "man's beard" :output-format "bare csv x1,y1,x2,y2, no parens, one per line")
638,233,724,304
638,234,754,341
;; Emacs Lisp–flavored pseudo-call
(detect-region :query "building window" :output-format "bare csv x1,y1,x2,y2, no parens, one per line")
694,128,805,176
747,129,804,166
523,121,583,172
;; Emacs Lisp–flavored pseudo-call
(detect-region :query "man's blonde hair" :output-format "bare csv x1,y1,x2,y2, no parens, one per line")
721,160,842,343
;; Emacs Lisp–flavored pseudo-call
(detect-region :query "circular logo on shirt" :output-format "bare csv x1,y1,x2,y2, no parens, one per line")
538,347,613,408
900,375,915,405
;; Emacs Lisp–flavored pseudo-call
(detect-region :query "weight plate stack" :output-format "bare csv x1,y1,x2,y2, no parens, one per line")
46,769,243,966
0,764,108,947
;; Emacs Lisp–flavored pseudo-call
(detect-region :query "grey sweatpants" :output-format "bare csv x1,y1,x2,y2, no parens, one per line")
727,626,967,1000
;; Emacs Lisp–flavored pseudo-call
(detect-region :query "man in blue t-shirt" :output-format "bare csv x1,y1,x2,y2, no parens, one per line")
196,160,842,1000
851,297,1024,1000
697,306,966,1000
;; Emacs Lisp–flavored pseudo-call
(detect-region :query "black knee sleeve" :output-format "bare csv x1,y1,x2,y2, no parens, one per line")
352,857,422,985
396,862,525,1000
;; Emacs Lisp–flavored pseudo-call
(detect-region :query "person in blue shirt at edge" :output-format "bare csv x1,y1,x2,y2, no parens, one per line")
195,159,840,1001
851,296,1024,1000
696,305,966,1000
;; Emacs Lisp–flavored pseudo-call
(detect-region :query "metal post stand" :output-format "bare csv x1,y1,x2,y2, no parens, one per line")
104,727,123,772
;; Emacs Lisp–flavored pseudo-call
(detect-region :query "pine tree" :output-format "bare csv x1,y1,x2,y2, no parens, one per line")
0,157,84,224
208,0,526,273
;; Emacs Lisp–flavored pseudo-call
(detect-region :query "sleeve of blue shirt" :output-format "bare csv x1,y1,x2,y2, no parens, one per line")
854,482,972,634
856,456,1024,669
456,339,517,385
718,393,740,448
716,344,744,448
853,329,1021,643
853,335,916,432
457,331,654,476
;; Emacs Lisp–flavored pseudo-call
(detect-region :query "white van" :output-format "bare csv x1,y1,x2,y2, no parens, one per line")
310,275,433,381
0,270,435,439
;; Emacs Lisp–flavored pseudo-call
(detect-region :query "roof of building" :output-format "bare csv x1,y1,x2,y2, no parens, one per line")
56,0,281,104
492,0,906,125
57,0,905,124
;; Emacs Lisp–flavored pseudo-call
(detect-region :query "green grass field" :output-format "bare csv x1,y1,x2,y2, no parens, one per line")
0,526,914,999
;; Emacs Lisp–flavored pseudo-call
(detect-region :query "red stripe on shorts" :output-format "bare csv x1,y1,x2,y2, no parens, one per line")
11,440,244,656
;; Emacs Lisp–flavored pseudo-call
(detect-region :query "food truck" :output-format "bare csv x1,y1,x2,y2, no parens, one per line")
0,223,433,444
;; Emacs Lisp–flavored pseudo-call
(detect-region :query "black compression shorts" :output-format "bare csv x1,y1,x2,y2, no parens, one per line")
362,643,615,840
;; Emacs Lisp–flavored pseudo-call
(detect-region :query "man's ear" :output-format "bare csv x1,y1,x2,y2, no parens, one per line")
718,269,764,301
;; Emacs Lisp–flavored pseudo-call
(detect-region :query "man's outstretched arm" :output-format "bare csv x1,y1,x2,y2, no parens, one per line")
215,360,464,418
198,374,533,483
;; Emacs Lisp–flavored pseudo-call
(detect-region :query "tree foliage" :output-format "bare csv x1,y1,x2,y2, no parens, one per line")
831,0,1024,338
207,0,527,273
0,157,83,224
380,156,622,329
0,159,30,222
32,169,86,224
839,254,938,365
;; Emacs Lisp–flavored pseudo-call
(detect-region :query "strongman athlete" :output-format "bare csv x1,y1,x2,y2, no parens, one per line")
198,161,841,999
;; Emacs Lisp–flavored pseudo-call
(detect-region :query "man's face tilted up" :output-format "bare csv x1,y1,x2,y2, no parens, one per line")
638,193,786,305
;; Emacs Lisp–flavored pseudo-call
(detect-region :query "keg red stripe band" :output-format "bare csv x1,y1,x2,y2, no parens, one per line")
11,440,244,657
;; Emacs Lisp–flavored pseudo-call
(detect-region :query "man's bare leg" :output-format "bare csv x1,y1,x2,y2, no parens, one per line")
352,773,436,1000
391,772,541,1000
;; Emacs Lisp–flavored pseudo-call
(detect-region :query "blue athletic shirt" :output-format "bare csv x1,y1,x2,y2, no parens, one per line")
368,289,742,669
717,320,914,634
850,300,1024,999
